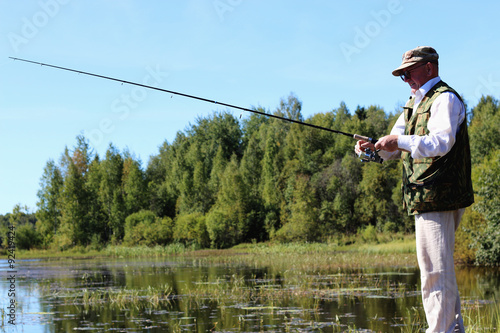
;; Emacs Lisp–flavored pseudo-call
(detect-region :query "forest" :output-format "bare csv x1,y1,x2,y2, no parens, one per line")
1,94,499,266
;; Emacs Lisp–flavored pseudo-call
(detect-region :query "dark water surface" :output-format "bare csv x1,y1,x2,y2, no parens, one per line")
1,257,498,332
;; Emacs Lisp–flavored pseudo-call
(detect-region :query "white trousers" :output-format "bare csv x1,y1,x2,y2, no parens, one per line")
415,209,465,333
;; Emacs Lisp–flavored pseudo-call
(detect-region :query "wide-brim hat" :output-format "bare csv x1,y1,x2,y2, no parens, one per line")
392,46,439,76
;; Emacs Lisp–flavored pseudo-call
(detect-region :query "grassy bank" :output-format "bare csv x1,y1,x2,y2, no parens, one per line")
15,233,418,271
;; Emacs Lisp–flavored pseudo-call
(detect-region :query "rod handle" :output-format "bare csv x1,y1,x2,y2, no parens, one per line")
353,134,377,144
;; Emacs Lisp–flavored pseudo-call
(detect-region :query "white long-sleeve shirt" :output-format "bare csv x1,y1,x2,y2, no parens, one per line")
379,76,466,161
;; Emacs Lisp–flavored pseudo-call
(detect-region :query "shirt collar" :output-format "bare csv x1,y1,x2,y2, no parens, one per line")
412,76,442,103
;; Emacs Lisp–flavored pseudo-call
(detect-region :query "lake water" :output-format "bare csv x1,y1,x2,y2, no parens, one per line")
1,256,498,332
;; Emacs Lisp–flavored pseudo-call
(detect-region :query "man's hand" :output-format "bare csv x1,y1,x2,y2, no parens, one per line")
374,135,400,152
356,135,408,157
355,140,375,155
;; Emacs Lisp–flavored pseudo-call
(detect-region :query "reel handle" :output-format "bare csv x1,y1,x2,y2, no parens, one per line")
353,134,377,145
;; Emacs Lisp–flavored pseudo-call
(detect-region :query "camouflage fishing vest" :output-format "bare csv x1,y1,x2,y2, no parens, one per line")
401,81,474,215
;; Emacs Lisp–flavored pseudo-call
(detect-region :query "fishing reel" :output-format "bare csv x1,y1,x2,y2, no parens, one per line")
358,148,383,163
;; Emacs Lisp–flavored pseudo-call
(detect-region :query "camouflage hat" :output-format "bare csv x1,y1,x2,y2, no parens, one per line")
392,46,439,76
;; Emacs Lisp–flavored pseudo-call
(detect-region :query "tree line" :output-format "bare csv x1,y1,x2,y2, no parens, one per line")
1,94,499,265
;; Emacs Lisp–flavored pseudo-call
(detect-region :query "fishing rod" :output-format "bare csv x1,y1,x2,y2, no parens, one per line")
9,57,382,162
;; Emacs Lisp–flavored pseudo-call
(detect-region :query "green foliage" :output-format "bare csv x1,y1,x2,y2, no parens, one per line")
358,224,378,244
16,223,42,250
470,150,500,266
2,205,40,250
123,210,174,246
455,208,486,264
206,155,252,248
146,141,178,218
468,96,500,164
99,144,126,240
466,96,500,266
274,175,319,242
36,159,63,247
58,143,91,246
355,161,399,227
122,155,148,215
173,212,209,248
390,166,414,233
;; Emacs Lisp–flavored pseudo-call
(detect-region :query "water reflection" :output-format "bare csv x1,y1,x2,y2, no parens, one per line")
1,258,498,332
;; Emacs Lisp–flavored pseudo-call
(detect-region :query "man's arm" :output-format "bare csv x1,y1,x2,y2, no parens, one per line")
369,92,465,160
394,93,465,159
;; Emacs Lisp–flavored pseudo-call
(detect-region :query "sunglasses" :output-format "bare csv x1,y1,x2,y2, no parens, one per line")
400,63,428,81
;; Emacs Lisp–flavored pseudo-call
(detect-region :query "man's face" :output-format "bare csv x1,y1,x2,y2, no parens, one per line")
401,62,431,93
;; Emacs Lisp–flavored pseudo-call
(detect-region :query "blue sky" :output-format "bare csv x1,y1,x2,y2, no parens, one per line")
0,0,499,215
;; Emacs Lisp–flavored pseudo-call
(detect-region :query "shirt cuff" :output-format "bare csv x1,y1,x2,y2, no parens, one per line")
378,149,400,161
397,135,412,153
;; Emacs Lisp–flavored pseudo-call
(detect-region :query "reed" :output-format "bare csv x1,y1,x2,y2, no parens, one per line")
400,300,500,333
103,243,190,257
189,241,418,274
462,299,499,333
64,284,173,310
18,234,416,261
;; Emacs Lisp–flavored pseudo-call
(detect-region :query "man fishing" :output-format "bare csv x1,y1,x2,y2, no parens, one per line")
355,46,474,333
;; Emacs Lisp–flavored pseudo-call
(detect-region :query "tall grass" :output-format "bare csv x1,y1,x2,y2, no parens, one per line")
60,284,173,309
401,300,499,333
103,243,190,257
18,233,415,260
16,242,192,259
195,237,418,273
462,299,499,332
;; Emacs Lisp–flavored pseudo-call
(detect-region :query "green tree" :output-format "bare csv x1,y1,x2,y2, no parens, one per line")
364,105,389,139
8,205,41,250
122,155,148,215
58,152,86,247
307,112,337,167
146,141,178,218
469,96,500,164
36,159,63,247
390,168,414,233
471,149,500,266
241,110,268,147
123,210,174,246
260,124,285,237
314,154,362,236
277,93,303,121
16,223,42,250
206,155,249,248
355,160,399,228
239,133,265,241
173,212,210,248
99,144,125,242
58,137,94,247
330,102,355,159
275,174,319,242
208,145,227,197
85,155,107,243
